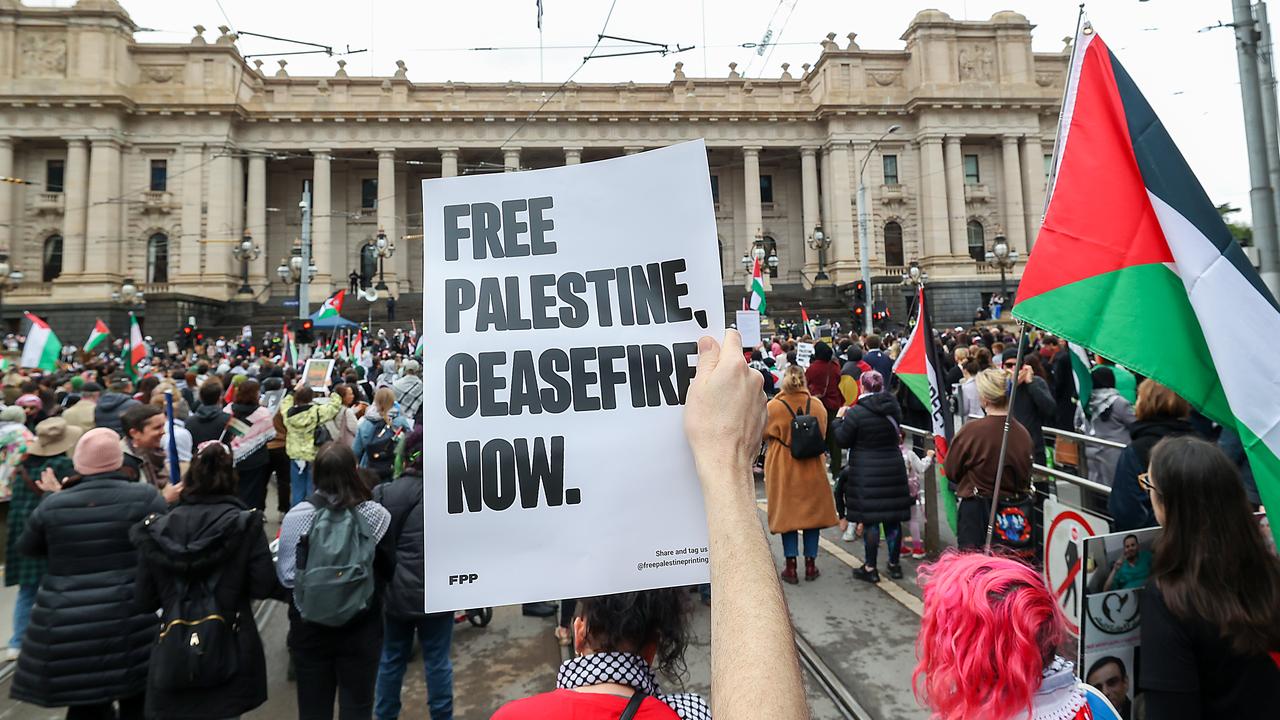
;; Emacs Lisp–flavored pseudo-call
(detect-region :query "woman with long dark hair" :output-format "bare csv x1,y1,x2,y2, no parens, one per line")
276,443,391,720
493,589,709,719
1138,436,1280,717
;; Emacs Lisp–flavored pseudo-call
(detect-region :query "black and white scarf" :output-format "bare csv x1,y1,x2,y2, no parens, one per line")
556,652,712,720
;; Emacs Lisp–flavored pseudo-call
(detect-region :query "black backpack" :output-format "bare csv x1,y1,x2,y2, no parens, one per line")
153,567,239,690
365,420,397,478
777,397,826,459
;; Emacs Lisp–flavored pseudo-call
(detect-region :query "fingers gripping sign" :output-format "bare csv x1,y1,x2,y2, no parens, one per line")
685,329,767,475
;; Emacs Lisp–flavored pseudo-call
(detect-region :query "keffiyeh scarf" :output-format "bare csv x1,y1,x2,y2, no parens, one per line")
556,652,711,720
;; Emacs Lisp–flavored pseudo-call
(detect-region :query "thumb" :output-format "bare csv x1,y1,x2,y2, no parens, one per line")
695,335,722,378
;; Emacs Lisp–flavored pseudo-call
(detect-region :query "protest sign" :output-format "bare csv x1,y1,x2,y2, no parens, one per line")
796,342,815,368
421,140,724,612
735,310,761,348
302,358,334,392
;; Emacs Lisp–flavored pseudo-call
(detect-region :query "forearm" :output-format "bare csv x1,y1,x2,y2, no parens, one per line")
702,458,807,720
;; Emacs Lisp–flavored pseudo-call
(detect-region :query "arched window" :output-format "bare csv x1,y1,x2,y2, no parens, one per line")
967,220,986,261
42,235,63,282
762,235,779,278
147,233,169,284
883,222,904,267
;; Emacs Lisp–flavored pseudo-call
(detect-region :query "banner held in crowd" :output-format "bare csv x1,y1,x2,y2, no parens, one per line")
422,140,723,612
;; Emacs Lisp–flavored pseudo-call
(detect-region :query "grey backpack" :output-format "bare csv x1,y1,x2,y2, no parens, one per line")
294,495,376,627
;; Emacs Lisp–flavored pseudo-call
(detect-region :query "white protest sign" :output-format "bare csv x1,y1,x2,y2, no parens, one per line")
796,342,815,368
422,140,724,612
735,310,761,349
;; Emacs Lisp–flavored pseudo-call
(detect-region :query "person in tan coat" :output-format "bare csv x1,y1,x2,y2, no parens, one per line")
764,365,840,584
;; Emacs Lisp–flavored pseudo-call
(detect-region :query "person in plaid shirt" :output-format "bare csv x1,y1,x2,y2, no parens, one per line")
4,416,79,662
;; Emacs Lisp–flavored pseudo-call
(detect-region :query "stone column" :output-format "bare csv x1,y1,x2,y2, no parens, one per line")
311,149,333,299
376,147,401,293
440,147,459,178
563,147,582,165
742,146,763,289
0,138,11,254
178,143,204,280
1001,134,1028,252
86,137,123,280
205,147,235,282
62,138,89,277
800,146,821,276
917,135,948,259
246,152,267,287
819,148,832,247
827,143,854,268
943,136,968,256
231,155,245,242
503,147,521,173
1020,135,1046,250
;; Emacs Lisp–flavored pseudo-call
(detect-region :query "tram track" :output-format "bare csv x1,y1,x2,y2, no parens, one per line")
794,627,874,720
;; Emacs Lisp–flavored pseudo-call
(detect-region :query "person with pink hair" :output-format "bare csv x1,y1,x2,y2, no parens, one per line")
914,552,1121,720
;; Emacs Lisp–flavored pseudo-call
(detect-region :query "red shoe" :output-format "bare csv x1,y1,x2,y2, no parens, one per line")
804,557,820,581
781,557,799,585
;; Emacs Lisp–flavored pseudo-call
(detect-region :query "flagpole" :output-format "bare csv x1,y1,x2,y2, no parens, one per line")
1043,4,1088,214
985,320,1029,552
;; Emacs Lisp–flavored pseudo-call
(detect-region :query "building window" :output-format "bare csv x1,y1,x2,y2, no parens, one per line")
147,233,169,284
361,179,378,210
46,160,64,193
149,160,167,192
760,174,774,204
882,155,899,185
883,222,904,267
710,175,720,205
42,235,63,282
963,154,980,184
967,220,985,261
1044,153,1053,181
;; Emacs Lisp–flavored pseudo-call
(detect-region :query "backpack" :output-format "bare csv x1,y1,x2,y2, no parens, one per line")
294,495,376,627
365,420,396,478
776,397,826,459
150,510,253,689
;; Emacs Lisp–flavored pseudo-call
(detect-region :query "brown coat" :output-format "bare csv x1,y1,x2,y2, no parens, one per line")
762,390,840,534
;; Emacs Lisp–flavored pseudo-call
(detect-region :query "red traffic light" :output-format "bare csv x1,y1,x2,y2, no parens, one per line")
302,320,313,330
853,306,865,316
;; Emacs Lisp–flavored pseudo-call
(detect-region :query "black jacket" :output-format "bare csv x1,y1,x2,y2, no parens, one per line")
10,473,168,708
186,404,228,447
94,392,139,436
1012,376,1055,464
131,495,284,719
1108,417,1194,531
832,393,912,524
373,470,436,619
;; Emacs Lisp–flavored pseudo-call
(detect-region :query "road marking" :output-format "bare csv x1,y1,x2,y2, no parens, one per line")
757,502,924,618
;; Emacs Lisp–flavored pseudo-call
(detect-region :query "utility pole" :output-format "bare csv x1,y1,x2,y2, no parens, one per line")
1234,0,1280,297
1255,1,1280,297
299,180,311,319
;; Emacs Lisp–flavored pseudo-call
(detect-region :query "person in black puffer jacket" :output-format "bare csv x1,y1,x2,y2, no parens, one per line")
94,376,140,437
371,426,455,720
131,442,285,720
1109,380,1194,531
10,428,167,718
832,370,912,584
186,380,229,447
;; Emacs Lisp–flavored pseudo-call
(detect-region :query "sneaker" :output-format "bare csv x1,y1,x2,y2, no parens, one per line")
888,564,904,580
911,546,926,560
3,647,18,663
841,526,856,542
852,566,880,584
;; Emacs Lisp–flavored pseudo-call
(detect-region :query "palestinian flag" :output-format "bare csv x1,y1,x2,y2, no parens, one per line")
748,259,766,314
21,312,61,372
1068,342,1093,419
281,322,297,368
1013,22,1280,544
892,286,956,530
84,319,110,353
414,333,425,359
124,312,147,380
314,289,345,321
351,330,363,364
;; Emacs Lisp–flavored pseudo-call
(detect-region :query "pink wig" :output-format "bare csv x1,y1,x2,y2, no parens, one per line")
913,551,1065,720
859,369,884,394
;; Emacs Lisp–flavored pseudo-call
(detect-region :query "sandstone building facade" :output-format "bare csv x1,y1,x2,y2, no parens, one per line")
0,1,1067,333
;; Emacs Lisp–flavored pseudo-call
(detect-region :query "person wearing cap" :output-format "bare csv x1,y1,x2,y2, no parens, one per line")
62,381,101,434
10,427,167,716
3,417,81,662
15,394,44,432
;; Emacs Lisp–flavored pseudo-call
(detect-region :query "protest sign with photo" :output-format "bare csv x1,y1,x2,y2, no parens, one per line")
303,358,334,392
421,140,724,612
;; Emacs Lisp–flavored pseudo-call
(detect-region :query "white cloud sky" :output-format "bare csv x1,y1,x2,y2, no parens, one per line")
29,0,1260,220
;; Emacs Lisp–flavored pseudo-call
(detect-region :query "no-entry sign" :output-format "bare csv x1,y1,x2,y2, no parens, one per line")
1043,498,1110,636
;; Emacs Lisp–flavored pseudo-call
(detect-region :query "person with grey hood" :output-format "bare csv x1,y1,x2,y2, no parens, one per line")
94,376,140,436
1079,366,1135,489
392,360,423,428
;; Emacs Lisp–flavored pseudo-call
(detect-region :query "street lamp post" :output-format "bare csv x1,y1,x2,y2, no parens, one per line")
856,124,902,334
0,254,23,332
900,260,928,325
231,231,260,296
276,243,318,303
807,225,830,281
112,277,144,306
984,233,1019,301
373,228,396,291
740,243,779,282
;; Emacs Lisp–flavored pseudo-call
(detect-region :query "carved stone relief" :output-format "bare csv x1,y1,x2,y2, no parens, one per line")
958,44,994,81
19,33,67,77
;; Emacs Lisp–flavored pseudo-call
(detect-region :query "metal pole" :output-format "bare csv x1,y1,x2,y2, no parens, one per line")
857,177,872,334
299,181,312,319
1234,0,1280,297
985,320,1029,552
1256,1,1280,297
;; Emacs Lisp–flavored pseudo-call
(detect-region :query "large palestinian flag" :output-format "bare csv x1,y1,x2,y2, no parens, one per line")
21,312,61,372
892,286,957,530
314,289,345,321
1013,23,1280,543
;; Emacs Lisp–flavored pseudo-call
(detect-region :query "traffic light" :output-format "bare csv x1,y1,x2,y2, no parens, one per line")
291,318,315,345
179,323,194,350
853,305,865,320
853,280,867,304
